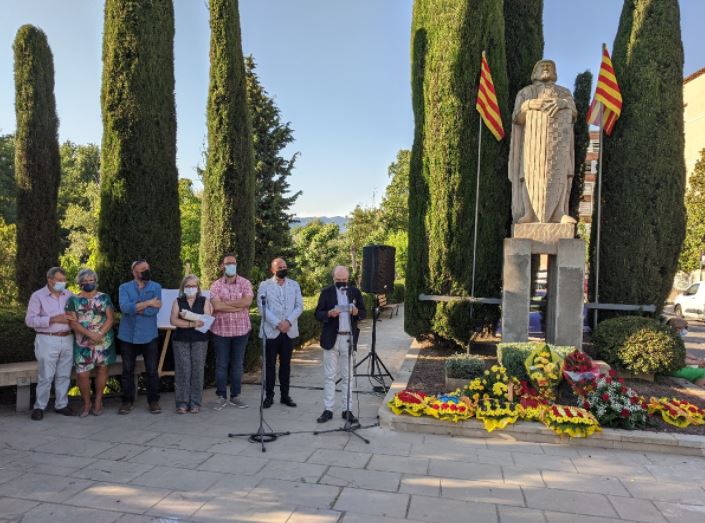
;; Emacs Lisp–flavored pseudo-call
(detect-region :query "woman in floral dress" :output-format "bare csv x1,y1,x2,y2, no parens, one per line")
66,268,116,417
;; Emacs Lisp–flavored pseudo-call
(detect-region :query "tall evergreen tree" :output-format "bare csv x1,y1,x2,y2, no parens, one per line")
97,0,181,298
504,0,544,109
679,149,705,274
13,25,61,303
200,0,255,284
407,0,510,343
245,56,300,281
589,0,685,318
0,134,16,224
569,71,592,219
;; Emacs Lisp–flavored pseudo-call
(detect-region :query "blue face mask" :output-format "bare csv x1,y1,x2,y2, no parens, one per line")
53,282,66,292
224,264,237,277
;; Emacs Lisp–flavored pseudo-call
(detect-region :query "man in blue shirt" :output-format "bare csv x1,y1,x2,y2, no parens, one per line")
118,260,162,414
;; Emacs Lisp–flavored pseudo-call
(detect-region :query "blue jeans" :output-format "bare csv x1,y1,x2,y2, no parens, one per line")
213,333,249,398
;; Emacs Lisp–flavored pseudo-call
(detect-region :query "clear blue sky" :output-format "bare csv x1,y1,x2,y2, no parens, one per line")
1,1,704,216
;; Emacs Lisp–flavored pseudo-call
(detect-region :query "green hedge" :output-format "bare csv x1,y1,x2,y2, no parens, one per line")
497,342,573,382
444,353,485,380
391,282,405,304
592,316,685,375
0,306,35,363
0,300,322,379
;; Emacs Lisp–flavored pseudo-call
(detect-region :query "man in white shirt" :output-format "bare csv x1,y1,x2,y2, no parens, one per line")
257,258,303,408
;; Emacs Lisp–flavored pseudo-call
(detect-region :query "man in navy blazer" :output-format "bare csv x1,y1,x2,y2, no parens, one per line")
314,265,366,424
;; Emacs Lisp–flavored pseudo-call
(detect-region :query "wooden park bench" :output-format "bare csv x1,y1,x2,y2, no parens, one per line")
377,293,399,320
0,355,145,412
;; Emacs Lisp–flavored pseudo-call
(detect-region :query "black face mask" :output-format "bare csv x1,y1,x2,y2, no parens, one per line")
275,269,288,279
81,283,97,293
140,270,151,281
335,281,347,289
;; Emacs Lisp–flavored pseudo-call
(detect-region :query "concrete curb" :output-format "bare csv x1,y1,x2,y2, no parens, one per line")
378,339,705,456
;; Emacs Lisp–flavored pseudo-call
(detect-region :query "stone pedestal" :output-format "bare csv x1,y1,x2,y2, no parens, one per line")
501,239,532,342
545,239,585,349
512,223,575,255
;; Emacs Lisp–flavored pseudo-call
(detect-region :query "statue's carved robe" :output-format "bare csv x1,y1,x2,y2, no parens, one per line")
509,83,576,223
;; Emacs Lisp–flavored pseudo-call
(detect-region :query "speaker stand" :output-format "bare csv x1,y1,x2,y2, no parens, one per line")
352,295,394,391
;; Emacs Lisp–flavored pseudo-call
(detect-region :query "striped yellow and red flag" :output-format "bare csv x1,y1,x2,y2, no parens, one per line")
476,51,505,141
587,45,622,135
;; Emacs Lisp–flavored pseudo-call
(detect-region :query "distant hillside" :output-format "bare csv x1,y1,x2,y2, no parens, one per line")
291,216,348,232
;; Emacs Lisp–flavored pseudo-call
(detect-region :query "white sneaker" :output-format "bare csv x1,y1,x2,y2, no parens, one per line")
213,396,228,411
229,396,248,409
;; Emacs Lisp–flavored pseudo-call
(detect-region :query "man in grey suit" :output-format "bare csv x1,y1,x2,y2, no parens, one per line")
257,258,304,408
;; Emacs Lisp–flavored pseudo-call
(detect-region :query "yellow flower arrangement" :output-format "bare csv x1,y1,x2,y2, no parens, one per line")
426,394,474,423
463,364,519,403
518,404,546,422
542,405,601,438
474,399,520,432
525,346,563,402
387,389,432,417
647,397,705,428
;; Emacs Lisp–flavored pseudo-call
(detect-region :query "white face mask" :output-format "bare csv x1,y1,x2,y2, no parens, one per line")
224,263,237,277
184,287,198,297
53,281,66,292
680,329,689,338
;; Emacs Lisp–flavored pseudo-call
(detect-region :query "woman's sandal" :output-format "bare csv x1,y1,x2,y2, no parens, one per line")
190,406,200,414
176,406,188,414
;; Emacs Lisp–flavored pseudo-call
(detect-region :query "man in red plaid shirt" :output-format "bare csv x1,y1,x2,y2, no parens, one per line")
209,253,253,410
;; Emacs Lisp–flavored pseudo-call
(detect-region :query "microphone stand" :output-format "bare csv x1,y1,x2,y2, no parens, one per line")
228,294,289,452
315,288,374,444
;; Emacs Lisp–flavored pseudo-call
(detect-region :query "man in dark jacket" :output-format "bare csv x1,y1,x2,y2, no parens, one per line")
314,265,366,423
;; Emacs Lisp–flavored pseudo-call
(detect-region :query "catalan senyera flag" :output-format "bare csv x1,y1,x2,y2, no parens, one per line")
476,51,505,141
587,45,622,136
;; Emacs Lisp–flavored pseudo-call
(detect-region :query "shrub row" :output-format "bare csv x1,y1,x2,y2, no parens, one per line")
592,316,685,375
0,299,323,382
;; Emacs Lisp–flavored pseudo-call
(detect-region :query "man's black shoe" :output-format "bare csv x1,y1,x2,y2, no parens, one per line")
30,408,43,421
54,406,74,416
263,397,273,408
341,411,358,424
281,396,297,408
317,410,333,423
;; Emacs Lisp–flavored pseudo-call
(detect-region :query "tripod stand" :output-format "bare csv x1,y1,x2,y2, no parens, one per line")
352,294,394,392
315,299,375,444
228,295,289,452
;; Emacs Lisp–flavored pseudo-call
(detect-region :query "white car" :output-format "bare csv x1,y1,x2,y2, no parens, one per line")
674,282,705,319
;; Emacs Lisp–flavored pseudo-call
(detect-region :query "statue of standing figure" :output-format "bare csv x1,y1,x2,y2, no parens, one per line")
509,60,577,225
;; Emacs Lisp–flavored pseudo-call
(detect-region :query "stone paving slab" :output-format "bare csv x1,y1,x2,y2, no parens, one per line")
2,306,705,522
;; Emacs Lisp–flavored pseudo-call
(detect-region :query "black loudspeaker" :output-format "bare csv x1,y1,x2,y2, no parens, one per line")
361,245,396,294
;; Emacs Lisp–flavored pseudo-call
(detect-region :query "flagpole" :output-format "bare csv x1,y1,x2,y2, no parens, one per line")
471,116,482,300
593,44,606,328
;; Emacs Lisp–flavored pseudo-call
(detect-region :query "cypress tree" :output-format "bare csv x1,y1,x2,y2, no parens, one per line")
406,0,510,343
245,56,300,281
97,0,181,298
679,149,705,274
13,25,61,303
200,0,256,284
589,0,685,318
504,0,544,109
569,71,593,219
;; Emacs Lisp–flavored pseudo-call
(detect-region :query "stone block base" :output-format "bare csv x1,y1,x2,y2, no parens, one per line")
512,222,575,254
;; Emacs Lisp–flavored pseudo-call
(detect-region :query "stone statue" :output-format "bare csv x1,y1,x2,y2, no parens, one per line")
508,60,577,224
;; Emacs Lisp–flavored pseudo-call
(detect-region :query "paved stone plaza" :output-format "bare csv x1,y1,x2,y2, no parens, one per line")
2,307,705,522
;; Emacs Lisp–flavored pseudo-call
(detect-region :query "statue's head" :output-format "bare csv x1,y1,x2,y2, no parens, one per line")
531,60,557,83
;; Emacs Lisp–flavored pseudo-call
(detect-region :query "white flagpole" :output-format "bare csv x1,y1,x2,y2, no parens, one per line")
593,78,605,328
471,116,482,299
